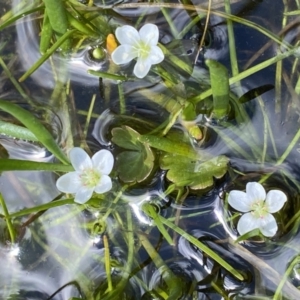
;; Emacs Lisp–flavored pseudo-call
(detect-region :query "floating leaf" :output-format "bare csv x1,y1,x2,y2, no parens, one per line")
112,126,154,183
160,153,229,190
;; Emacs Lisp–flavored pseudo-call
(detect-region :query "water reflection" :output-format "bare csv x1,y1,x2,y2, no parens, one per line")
3,0,300,298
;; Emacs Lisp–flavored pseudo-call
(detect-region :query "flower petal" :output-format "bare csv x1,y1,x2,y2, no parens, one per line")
265,190,287,213
237,212,260,235
92,149,114,175
115,25,140,45
56,172,80,193
139,24,159,46
94,175,112,194
74,188,94,204
133,58,152,78
257,213,278,237
246,182,266,202
228,190,252,212
148,45,164,65
69,147,92,171
111,45,137,65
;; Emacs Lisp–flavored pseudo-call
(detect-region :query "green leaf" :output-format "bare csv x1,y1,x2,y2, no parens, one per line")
0,119,38,142
0,100,69,164
206,59,230,119
112,126,154,183
0,159,73,172
111,126,142,151
160,153,229,190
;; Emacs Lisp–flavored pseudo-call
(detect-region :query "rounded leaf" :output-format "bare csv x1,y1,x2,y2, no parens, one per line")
111,45,137,65
94,175,112,194
69,147,92,171
139,24,159,46
237,212,259,236
265,190,287,213
56,172,80,193
246,182,266,202
228,190,252,212
115,25,140,45
92,149,114,175
134,58,152,78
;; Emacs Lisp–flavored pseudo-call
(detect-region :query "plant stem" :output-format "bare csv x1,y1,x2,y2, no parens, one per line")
8,198,74,219
0,193,16,243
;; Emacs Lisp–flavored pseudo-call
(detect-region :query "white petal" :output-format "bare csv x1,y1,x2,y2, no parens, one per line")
94,175,112,194
246,182,266,201
133,58,152,78
265,190,287,213
56,172,81,193
257,213,278,237
115,25,140,45
69,147,92,171
111,45,137,65
139,24,159,46
228,190,252,212
237,212,260,236
74,188,94,204
148,46,164,65
92,149,114,175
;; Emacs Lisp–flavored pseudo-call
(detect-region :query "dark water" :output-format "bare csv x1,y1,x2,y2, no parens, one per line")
1,0,300,299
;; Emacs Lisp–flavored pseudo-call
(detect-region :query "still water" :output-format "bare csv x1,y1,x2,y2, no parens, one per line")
1,0,300,299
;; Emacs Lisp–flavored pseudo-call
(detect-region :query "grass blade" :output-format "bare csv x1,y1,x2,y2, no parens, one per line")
0,100,69,164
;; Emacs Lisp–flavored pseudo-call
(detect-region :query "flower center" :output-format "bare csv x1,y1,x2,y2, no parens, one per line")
80,168,101,189
135,41,151,59
250,200,268,219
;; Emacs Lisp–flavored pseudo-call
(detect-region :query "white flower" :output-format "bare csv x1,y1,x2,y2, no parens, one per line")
56,147,114,204
111,24,164,78
228,182,287,237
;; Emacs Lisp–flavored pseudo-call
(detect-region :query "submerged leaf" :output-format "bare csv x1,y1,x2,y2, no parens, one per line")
160,153,229,190
238,84,274,104
112,126,154,183
0,100,69,164
0,144,8,159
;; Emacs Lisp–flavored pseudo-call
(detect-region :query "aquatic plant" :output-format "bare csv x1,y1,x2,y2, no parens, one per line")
1,0,300,299
56,147,114,204
111,24,165,78
228,182,287,237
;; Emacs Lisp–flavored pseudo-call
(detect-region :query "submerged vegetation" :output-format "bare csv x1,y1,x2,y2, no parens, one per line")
1,0,300,298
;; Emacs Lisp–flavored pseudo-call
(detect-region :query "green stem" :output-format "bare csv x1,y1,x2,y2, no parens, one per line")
157,213,244,281
260,126,300,183
274,256,300,299
0,57,35,104
87,69,128,81
0,6,43,31
0,193,16,243
19,29,76,82
0,159,73,172
190,47,299,104
8,198,74,219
